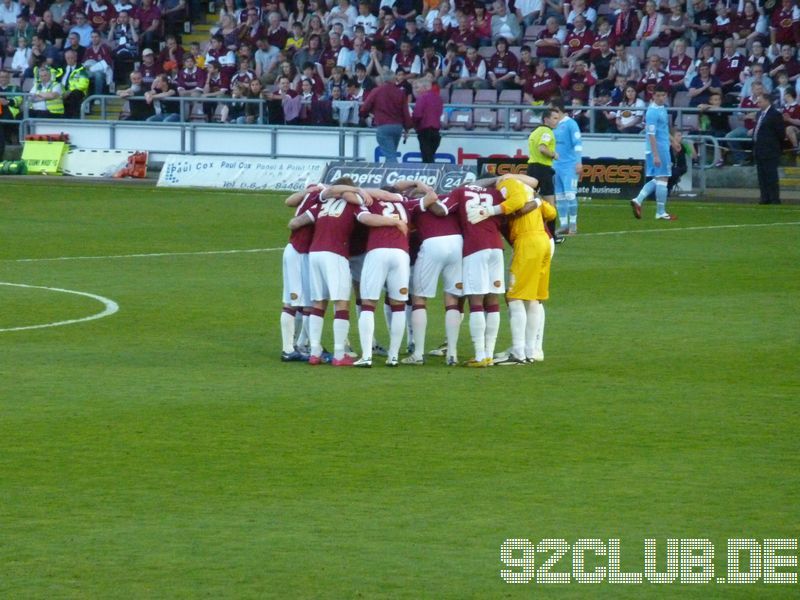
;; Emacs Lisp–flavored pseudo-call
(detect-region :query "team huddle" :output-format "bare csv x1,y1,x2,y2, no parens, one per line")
279,173,556,367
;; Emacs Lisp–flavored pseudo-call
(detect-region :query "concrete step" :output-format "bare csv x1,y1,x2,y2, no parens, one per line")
779,177,800,189
782,166,800,177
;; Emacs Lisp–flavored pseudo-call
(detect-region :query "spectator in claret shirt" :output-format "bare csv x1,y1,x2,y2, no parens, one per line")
717,38,745,95
563,14,593,65
638,54,669,102
732,0,761,50
487,37,519,91
609,0,638,47
710,1,733,48
449,13,477,49
524,58,561,103
534,16,564,69
667,38,692,92
561,58,596,105
454,45,488,89
769,0,799,53
359,71,413,162
177,54,206,97
782,88,800,153
769,44,800,85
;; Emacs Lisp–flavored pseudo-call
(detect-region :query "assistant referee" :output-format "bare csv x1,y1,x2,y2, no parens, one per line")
526,108,560,240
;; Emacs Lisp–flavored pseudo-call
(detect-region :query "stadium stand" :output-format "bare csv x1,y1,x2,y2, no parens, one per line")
1,0,799,162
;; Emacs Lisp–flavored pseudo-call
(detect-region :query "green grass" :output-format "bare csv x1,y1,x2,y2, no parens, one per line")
1,182,799,598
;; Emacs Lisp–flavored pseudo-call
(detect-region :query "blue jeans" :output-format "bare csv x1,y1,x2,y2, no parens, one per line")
725,126,751,163
375,123,403,163
147,113,181,122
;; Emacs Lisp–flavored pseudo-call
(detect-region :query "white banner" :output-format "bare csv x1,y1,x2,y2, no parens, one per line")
156,155,328,191
62,149,143,177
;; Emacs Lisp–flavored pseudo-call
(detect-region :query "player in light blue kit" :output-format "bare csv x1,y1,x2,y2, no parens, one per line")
552,103,583,235
630,85,677,221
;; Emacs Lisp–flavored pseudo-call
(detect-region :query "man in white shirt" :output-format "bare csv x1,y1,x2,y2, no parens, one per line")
0,0,19,50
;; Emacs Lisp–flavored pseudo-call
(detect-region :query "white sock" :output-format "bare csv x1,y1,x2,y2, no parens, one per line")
469,309,487,361
484,308,500,360
293,311,303,344
534,302,545,359
333,312,350,360
388,308,406,361
280,310,296,354
358,310,375,360
309,313,324,357
445,307,461,361
296,313,309,349
525,301,537,359
507,300,526,359
405,304,413,347
383,301,392,332
411,306,427,359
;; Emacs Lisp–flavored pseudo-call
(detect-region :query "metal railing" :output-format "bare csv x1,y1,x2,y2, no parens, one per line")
73,93,758,135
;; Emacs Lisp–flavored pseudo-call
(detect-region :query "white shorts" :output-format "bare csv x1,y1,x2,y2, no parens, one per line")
462,248,505,296
360,248,410,302
281,244,309,307
349,253,365,283
309,251,352,302
412,235,463,298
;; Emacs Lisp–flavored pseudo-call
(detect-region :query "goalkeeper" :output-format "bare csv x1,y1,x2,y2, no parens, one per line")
468,175,556,365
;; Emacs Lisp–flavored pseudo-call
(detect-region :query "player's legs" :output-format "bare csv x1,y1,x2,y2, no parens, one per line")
468,294,488,363
408,238,453,362
357,250,392,366
295,253,311,351
280,305,297,355
331,299,352,365
387,300,406,365
281,245,303,356
507,298,527,361
440,244,464,364
565,172,579,234
553,168,568,234
654,176,674,219
357,299,376,366
385,249,411,365
463,250,489,365
443,292,462,364
408,295,427,362
484,294,501,363
308,300,329,362
526,300,546,361
307,253,330,361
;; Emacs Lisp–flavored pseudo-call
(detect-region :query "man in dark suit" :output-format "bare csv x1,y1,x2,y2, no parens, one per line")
753,92,785,205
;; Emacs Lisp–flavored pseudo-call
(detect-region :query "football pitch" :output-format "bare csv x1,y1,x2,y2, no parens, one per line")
1,181,798,598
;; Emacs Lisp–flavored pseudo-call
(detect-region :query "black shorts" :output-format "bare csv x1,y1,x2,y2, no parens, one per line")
526,163,554,197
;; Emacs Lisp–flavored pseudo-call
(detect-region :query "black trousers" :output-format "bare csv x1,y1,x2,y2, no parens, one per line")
418,128,441,164
63,91,85,119
755,155,780,204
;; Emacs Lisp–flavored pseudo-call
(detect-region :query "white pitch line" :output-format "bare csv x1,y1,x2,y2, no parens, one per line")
7,247,284,263
3,222,799,263
582,221,800,237
0,282,119,332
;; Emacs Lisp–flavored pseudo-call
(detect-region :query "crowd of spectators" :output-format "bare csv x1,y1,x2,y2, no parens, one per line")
0,0,798,157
